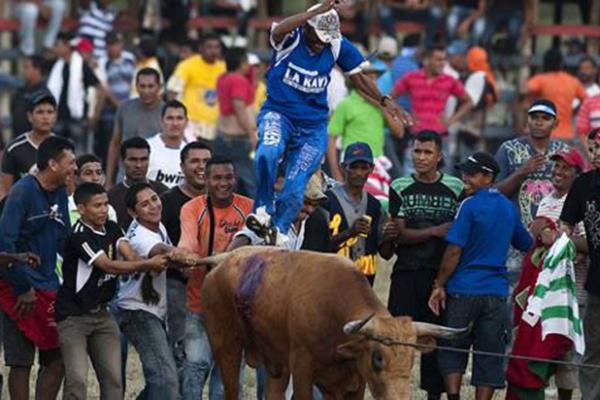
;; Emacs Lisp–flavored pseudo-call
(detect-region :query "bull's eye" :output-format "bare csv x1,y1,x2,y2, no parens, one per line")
371,350,384,373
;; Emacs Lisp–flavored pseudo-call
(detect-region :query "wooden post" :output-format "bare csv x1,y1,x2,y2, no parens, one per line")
590,0,600,54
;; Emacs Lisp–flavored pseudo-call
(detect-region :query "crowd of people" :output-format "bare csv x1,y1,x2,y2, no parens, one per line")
1,0,600,399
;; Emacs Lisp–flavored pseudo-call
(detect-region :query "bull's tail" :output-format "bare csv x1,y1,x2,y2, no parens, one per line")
191,246,277,268
194,252,231,266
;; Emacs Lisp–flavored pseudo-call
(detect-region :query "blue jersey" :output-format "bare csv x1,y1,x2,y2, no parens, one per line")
262,26,365,125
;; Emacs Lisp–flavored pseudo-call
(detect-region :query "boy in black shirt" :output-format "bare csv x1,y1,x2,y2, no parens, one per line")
55,183,168,399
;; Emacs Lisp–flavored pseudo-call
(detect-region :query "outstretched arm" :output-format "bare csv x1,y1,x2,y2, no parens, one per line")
271,0,338,45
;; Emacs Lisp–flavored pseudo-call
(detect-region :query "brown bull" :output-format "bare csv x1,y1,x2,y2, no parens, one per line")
200,246,468,400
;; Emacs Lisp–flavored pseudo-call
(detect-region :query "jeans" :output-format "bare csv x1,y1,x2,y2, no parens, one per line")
15,0,66,55
580,293,600,399
167,278,187,390
446,5,485,43
214,134,256,198
378,6,443,48
57,310,122,400
480,9,524,53
182,312,223,400
254,110,327,233
119,309,179,400
54,118,89,155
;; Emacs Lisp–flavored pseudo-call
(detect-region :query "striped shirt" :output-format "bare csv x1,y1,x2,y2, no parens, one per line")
77,1,117,59
576,94,600,137
393,69,465,135
98,51,136,118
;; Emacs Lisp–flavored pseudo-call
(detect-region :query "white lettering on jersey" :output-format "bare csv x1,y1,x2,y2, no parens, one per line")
283,62,329,94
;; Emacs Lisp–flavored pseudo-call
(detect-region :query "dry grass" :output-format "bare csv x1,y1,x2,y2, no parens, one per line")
0,256,576,399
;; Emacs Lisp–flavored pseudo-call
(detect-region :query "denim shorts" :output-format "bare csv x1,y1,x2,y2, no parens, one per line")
437,294,509,388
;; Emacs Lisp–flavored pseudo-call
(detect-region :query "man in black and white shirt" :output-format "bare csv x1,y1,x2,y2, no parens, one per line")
2,90,57,192
147,100,189,188
55,182,167,399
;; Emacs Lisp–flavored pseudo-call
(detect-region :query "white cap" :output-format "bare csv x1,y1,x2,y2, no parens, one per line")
377,36,398,59
306,4,341,43
247,52,260,66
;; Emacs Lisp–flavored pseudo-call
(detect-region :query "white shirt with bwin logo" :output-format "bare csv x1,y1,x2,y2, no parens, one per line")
146,133,186,189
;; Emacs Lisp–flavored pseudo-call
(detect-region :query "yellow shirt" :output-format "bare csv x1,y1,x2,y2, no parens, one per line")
170,55,226,125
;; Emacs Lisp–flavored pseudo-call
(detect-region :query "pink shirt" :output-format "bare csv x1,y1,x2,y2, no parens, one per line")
577,94,600,137
216,73,254,116
393,69,466,135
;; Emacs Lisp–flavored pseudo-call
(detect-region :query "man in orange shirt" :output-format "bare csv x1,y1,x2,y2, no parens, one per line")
525,49,587,142
177,156,253,399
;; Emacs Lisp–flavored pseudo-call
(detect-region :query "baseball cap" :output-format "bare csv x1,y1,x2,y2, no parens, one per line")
528,99,558,118
550,148,589,171
457,152,500,176
304,174,327,202
447,40,469,56
377,36,398,60
106,31,124,45
342,142,374,165
306,5,341,43
28,89,57,111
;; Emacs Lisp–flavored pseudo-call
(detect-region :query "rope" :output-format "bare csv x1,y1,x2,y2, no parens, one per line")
370,336,600,369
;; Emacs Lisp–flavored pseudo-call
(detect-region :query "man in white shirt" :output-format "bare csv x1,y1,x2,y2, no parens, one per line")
117,182,194,400
146,100,188,188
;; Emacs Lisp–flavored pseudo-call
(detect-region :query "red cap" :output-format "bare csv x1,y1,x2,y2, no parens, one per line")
75,38,94,54
550,148,589,172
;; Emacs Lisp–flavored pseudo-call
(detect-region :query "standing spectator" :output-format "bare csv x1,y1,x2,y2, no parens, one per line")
10,55,47,139
95,31,136,165
495,100,569,288
2,90,56,192
576,93,600,149
478,0,531,54
325,142,386,286
381,130,464,400
68,154,117,224
535,148,588,400
374,36,399,95
327,64,404,182
0,136,76,400
390,45,473,169
55,182,167,399
378,0,444,48
215,47,257,197
14,0,66,56
130,36,164,98
117,183,187,400
160,141,212,388
47,32,105,155
167,33,225,143
428,152,532,400
446,0,485,42
560,128,600,400
77,0,118,60
525,49,587,142
204,0,256,37
108,137,168,232
336,0,369,47
106,68,164,186
178,157,253,399
147,101,189,189
577,56,600,98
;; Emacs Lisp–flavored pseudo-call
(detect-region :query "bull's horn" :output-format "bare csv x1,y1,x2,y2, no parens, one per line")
343,313,376,335
413,322,472,339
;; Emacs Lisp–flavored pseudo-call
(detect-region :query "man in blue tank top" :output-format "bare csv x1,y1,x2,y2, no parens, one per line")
248,0,410,245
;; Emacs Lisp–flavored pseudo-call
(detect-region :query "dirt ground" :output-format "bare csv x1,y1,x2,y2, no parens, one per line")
0,256,578,399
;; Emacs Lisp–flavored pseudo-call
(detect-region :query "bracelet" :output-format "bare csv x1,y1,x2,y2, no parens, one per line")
380,95,392,107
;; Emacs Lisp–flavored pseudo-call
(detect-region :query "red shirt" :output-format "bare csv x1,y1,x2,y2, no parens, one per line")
393,69,466,135
216,72,254,116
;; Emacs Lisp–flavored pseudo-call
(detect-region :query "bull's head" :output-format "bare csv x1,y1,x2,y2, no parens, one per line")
338,314,470,400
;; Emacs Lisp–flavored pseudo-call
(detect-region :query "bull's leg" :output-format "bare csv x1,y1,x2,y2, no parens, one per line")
290,354,316,400
265,369,289,400
212,336,243,400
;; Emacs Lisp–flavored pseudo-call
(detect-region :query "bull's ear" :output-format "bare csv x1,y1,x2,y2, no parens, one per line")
415,336,436,354
337,339,364,359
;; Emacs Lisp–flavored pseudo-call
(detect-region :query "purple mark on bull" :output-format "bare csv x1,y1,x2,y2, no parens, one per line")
234,254,267,324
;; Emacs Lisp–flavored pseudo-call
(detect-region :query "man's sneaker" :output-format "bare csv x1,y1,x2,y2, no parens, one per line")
246,206,275,244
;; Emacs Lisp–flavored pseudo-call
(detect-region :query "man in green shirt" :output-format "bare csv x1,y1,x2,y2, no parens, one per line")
327,63,404,182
